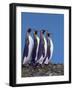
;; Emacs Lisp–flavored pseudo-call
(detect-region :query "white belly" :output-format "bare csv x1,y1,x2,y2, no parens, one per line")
23,35,34,64
35,36,40,61
44,36,47,57
44,37,54,64
49,37,53,60
27,35,34,60
37,36,47,64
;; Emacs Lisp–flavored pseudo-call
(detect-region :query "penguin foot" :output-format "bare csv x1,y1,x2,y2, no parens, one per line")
22,64,29,68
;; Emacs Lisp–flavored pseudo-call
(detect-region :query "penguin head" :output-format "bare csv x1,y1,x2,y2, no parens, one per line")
46,31,50,37
33,30,37,38
34,31,37,35
42,30,45,34
27,28,31,33
40,30,45,38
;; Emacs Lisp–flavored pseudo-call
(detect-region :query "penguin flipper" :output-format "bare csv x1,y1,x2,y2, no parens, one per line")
22,37,29,61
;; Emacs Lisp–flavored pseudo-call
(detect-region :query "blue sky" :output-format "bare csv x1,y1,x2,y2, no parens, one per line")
21,12,64,64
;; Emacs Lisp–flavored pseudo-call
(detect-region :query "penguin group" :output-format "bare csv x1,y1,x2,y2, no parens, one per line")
22,28,53,66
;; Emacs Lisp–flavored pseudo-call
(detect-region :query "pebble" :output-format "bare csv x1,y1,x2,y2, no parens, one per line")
22,63,64,77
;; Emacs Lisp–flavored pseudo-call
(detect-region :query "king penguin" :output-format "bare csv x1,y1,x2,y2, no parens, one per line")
44,32,54,64
22,28,34,65
37,30,47,64
31,31,40,65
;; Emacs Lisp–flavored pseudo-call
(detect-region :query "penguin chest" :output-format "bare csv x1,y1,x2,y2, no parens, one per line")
27,35,34,60
44,37,47,58
35,36,40,61
47,37,53,60
37,37,47,64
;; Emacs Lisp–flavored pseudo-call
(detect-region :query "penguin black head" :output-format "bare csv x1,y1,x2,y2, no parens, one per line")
27,28,31,33
47,32,50,37
34,31,37,35
42,30,45,34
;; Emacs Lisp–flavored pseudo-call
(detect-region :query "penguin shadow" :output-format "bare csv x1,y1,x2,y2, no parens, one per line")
5,82,9,86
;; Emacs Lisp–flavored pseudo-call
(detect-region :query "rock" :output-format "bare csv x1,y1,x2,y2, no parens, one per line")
22,63,64,77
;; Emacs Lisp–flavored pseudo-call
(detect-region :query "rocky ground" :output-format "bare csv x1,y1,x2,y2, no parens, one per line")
21,63,64,77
